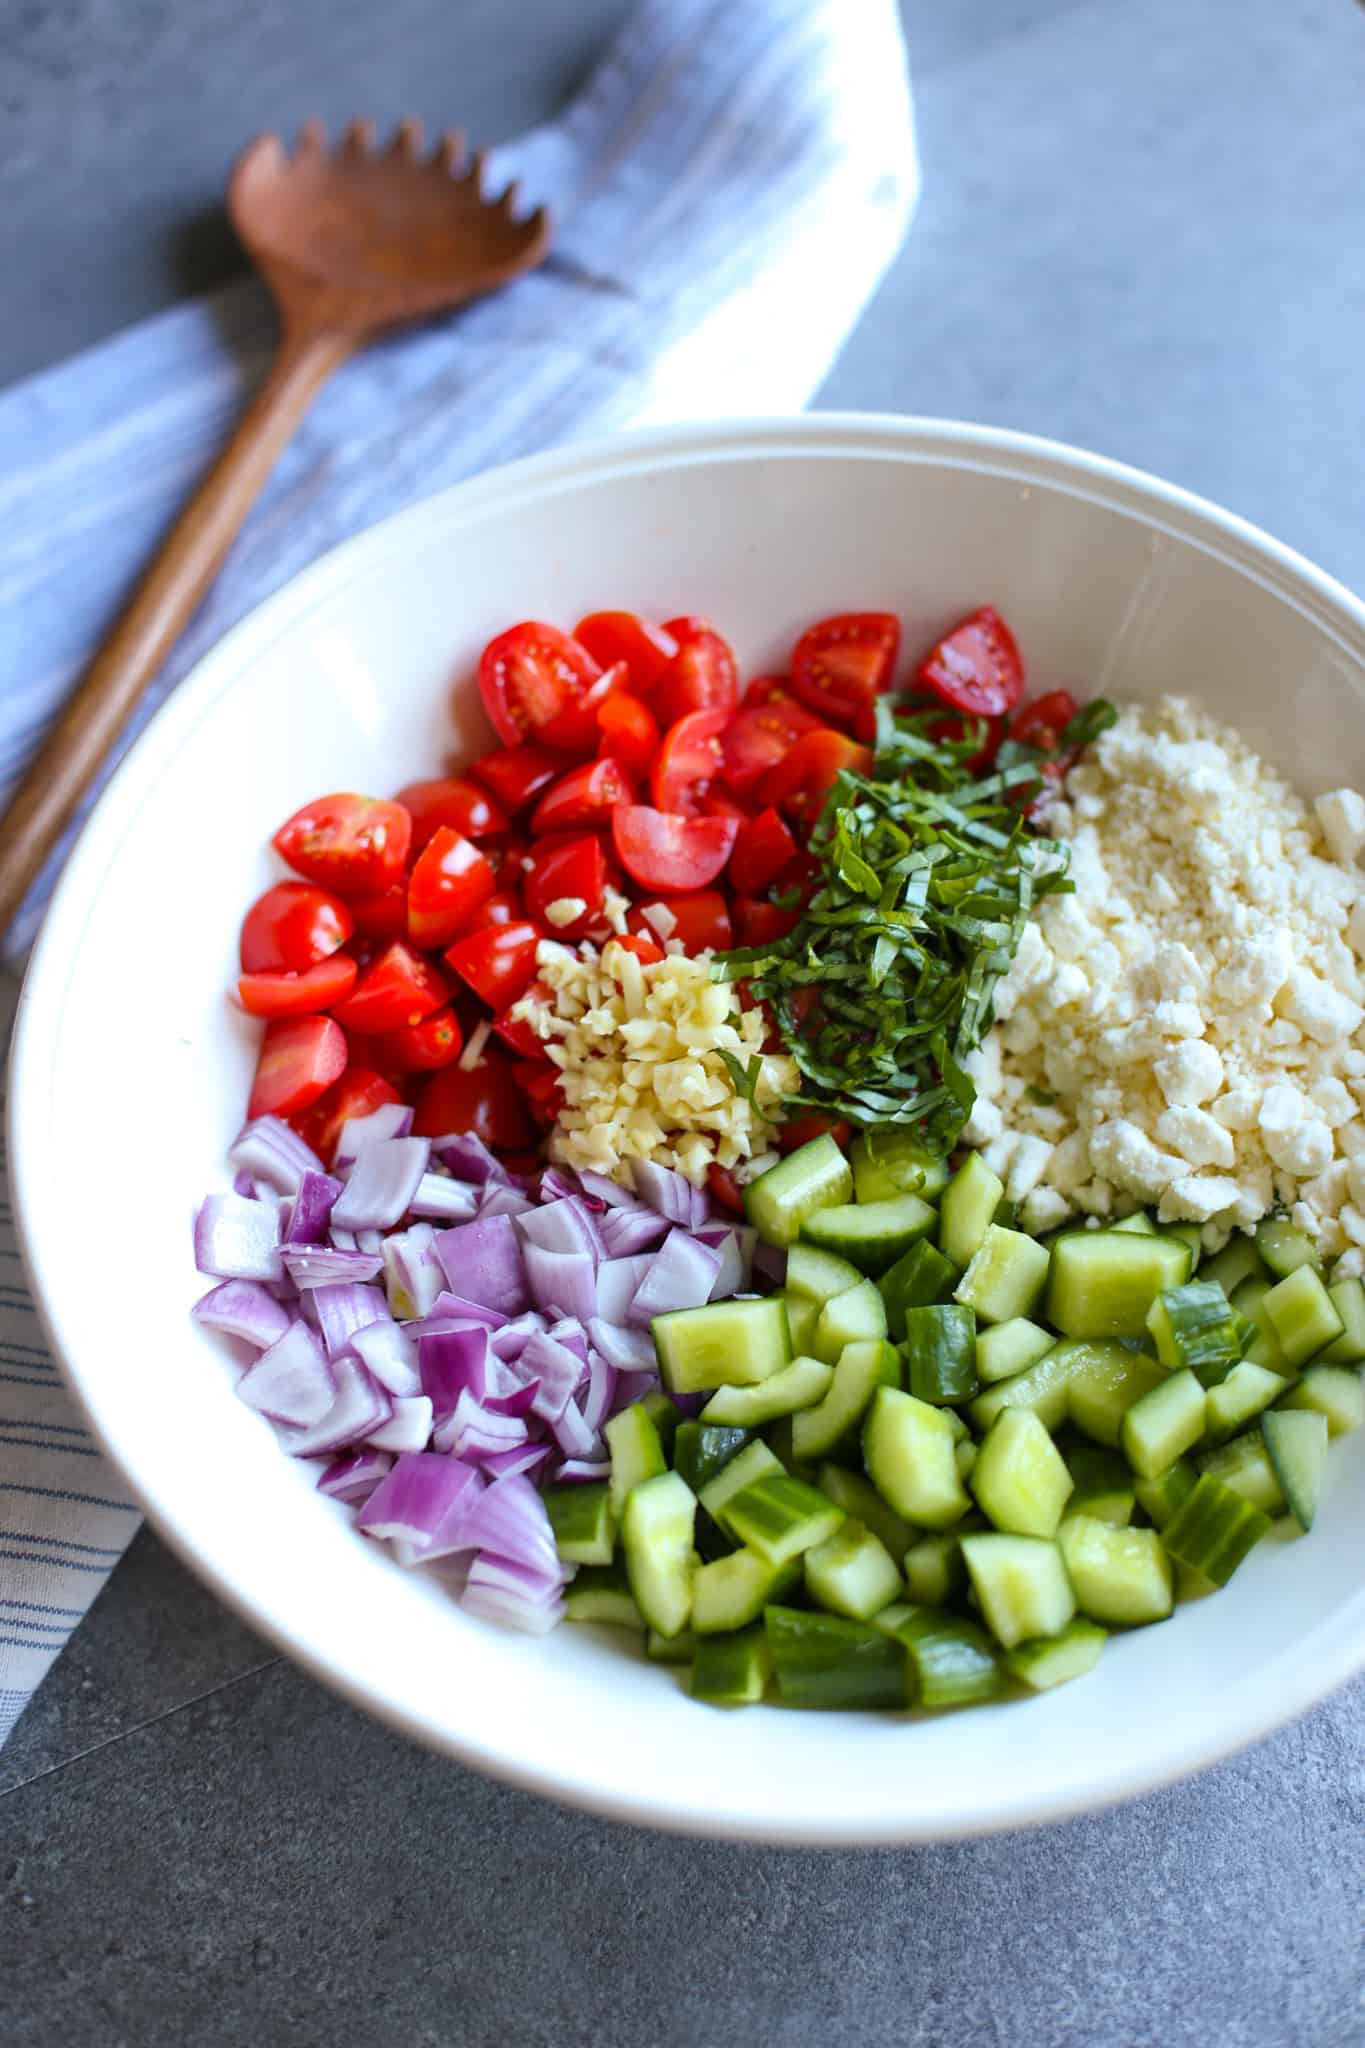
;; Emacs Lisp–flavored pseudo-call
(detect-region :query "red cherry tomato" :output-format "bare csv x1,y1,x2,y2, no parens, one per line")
917,606,1025,719
443,921,543,1010
778,1113,851,1155
761,729,872,823
247,1015,347,1120
650,707,730,816
700,788,755,824
292,1065,401,1165
530,757,634,836
395,777,507,849
611,807,738,892
236,954,358,1019
732,896,801,946
718,699,822,795
1010,689,1078,752
729,806,798,898
510,1059,566,1124
629,890,732,953
523,834,608,938
411,1050,533,1151
573,611,677,691
272,794,412,897
377,1006,465,1074
610,931,665,967
662,615,711,641
926,712,1005,772
492,981,551,1059
330,942,447,1035
476,621,602,748
742,674,793,708
405,828,496,950
596,693,661,776
239,881,353,974
468,743,562,816
706,1162,746,1216
346,885,409,942
652,628,740,729
789,612,900,733
537,662,630,758
462,888,524,933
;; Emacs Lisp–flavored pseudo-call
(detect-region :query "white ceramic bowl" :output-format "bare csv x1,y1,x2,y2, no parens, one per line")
13,417,1365,1845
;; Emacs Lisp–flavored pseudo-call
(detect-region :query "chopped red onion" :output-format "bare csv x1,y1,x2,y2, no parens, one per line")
546,1317,590,1364
334,1102,415,1168
317,1449,393,1503
419,1323,490,1415
550,1397,598,1460
752,1239,787,1289
458,1473,560,1575
597,1202,670,1257
484,1376,541,1419
587,1318,656,1374
555,1457,612,1483
282,1244,385,1288
522,1245,596,1322
232,1169,263,1199
331,1227,359,1251
630,1158,710,1229
285,1352,393,1456
367,1395,434,1452
312,1282,390,1359
479,1444,553,1484
692,1224,750,1301
615,1368,666,1409
228,1116,325,1194
477,1184,537,1219
284,1171,343,1245
516,1197,605,1264
349,1320,421,1398
422,1290,510,1332
519,1329,588,1423
537,1165,583,1205
357,1451,482,1549
408,1172,480,1222
429,1131,511,1185
628,1228,722,1325
194,1191,284,1283
238,1319,335,1426
192,1279,291,1351
595,1253,654,1325
433,1216,529,1316
332,1136,431,1231
575,1168,640,1210
488,1311,548,1361
461,1553,565,1634
381,1225,445,1319
443,1387,530,1459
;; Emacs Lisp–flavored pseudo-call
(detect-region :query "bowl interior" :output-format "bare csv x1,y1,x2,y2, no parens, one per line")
14,417,1365,1844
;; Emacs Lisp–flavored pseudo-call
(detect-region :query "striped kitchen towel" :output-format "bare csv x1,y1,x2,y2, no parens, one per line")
0,0,917,1740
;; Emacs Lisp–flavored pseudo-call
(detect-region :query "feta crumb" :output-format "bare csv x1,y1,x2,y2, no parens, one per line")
1314,787,1365,866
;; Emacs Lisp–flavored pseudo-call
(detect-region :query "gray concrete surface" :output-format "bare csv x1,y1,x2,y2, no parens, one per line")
4,1,1365,2042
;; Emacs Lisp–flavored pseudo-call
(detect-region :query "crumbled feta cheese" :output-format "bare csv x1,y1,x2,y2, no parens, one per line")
1314,787,1365,866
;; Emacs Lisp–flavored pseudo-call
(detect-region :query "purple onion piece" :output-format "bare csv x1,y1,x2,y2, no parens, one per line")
752,1240,787,1289
477,1184,537,1220
408,1172,480,1222
192,1279,291,1351
332,1137,431,1231
515,1196,605,1264
284,1171,343,1245
433,1216,529,1316
317,1449,393,1503
549,1399,598,1460
597,1203,670,1257
281,1245,385,1289
419,1323,490,1415
518,1330,589,1423
575,1168,641,1210
367,1395,434,1452
461,1554,565,1634
429,1131,511,1185
238,1320,335,1426
422,1291,510,1332
630,1158,710,1229
442,1388,530,1460
312,1282,390,1359
349,1320,421,1398
381,1225,445,1319
285,1352,393,1456
628,1228,723,1326
594,1253,654,1326
479,1444,553,1484
488,1312,548,1362
357,1451,482,1549
522,1245,596,1323
194,1191,284,1283
334,1102,414,1169
587,1319,656,1374
545,1317,589,1365
458,1474,560,1576
554,1457,612,1483
228,1115,324,1194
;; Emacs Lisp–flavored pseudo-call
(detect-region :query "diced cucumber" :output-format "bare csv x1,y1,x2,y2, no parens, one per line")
1197,1431,1284,1515
976,1317,1055,1385
954,1438,978,1482
1046,1231,1190,1339
723,1474,845,1566
864,1387,971,1530
622,1470,696,1637
1146,1281,1247,1386
1277,1363,1365,1436
1067,1347,1168,1448
1255,1216,1321,1278
762,1414,809,1478
968,1338,1099,1434
785,1243,863,1305
1261,1408,1330,1529
1131,1456,1197,1530
604,1401,667,1519
817,1462,914,1561
791,1338,900,1462
700,1354,833,1426
672,1421,751,1496
1161,1222,1203,1271
764,1605,906,1710
1201,1235,1265,1299
1230,1274,1287,1372
971,1408,1074,1538
902,1531,969,1606
960,1533,1075,1649
1161,1472,1270,1585
903,1304,979,1404
744,1134,852,1247
564,1562,643,1629
1204,1360,1288,1441
1263,1265,1343,1368
803,1193,936,1277
698,1439,783,1526
646,1626,695,1664
1321,1278,1365,1365
639,1389,682,1455
1121,1368,1206,1479
850,1128,950,1204
544,1481,616,1567
875,1605,1005,1707
813,1278,888,1363
1174,1562,1219,1603
939,1152,1006,1269
690,1626,771,1704
804,1518,903,1620
1112,1211,1158,1236
879,1240,960,1339
781,1291,820,1355
1065,1445,1135,1526
653,1294,792,1394
1004,1617,1108,1691
954,1225,1051,1325
1057,1515,1173,1625
691,1547,801,1633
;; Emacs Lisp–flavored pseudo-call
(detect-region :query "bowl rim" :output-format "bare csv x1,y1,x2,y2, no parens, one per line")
12,410,1365,1846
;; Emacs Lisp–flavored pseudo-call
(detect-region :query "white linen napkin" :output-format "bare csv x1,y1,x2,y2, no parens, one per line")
0,0,917,1741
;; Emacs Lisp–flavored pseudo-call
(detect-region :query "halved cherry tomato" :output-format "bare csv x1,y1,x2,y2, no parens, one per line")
732,896,801,946
492,981,551,1059
612,807,737,892
652,628,740,729
523,834,608,937
530,757,634,836
443,921,542,1010
926,711,1005,772
917,605,1024,719
742,674,793,708
510,1059,566,1124
237,954,358,1019
468,742,562,815
462,888,523,932
476,621,601,748
650,706,729,816
239,881,353,974
718,699,822,794
629,890,732,953
377,1006,465,1074
707,1162,746,1216
330,942,447,1035
610,931,665,966
395,776,508,849
729,806,798,898
700,788,755,824
662,615,711,641
761,729,872,822
292,1065,401,1165
481,832,532,884
537,662,629,758
573,611,677,691
345,885,409,943
272,794,412,896
1010,689,1078,752
412,1049,533,1150
247,1015,347,1120
406,828,495,950
596,693,661,776
778,1112,851,1155
789,612,900,734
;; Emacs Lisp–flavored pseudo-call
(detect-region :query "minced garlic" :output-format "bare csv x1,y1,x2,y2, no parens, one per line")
510,938,798,1188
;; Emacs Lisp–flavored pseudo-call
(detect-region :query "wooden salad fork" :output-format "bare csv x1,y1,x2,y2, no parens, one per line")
0,119,551,932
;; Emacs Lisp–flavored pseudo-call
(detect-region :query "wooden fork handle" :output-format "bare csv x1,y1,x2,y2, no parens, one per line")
0,325,353,935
